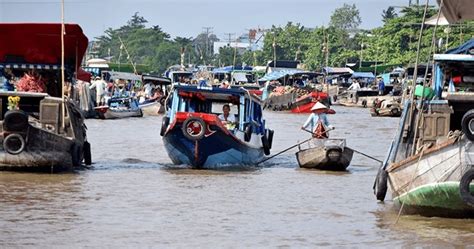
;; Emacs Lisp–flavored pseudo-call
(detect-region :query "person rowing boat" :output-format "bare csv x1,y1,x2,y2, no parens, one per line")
301,101,334,139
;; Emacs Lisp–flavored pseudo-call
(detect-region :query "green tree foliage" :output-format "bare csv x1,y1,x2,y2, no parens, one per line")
94,7,474,75
382,6,398,23
329,3,362,31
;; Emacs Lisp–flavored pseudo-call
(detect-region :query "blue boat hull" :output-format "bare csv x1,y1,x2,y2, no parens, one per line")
163,124,264,168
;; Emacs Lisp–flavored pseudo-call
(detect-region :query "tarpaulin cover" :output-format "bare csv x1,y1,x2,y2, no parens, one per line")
212,65,253,73
446,39,474,54
258,69,303,82
323,67,354,75
351,72,375,78
77,68,92,82
0,23,88,67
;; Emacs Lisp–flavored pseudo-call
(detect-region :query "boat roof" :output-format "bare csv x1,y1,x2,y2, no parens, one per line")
0,23,88,67
323,67,354,75
142,74,172,84
103,71,141,81
351,72,375,79
434,54,474,62
212,65,253,73
175,85,246,95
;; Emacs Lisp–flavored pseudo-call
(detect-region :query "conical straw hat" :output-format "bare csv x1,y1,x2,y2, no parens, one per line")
311,101,328,111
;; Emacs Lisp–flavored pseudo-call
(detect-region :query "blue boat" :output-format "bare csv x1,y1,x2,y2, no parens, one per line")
160,85,274,168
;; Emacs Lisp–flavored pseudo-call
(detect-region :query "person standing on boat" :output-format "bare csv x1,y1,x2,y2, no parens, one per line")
89,76,107,106
348,79,361,91
301,102,333,138
378,78,385,95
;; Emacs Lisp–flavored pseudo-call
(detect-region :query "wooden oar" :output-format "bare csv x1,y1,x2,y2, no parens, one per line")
301,128,382,163
256,127,334,165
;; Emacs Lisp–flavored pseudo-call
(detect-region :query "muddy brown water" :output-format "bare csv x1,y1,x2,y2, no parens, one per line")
1,106,473,247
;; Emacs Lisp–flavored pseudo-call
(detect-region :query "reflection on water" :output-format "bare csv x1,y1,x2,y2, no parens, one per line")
0,106,472,247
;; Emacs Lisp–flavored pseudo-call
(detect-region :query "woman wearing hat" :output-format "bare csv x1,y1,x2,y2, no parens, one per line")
301,101,333,139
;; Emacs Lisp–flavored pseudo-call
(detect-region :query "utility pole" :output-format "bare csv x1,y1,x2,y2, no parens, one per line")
203,27,213,59
272,35,277,68
224,33,235,46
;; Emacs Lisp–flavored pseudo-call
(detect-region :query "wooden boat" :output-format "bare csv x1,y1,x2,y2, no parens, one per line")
161,85,274,168
374,36,474,217
138,74,171,116
95,97,143,119
0,23,91,172
370,99,402,117
290,91,330,113
296,139,353,170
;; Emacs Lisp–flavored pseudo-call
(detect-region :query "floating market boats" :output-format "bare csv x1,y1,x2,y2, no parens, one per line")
94,71,143,119
374,2,474,217
161,85,274,168
139,74,172,116
0,23,91,172
95,97,143,119
296,139,353,170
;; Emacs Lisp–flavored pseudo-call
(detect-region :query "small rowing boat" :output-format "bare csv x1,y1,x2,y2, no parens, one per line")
296,139,353,171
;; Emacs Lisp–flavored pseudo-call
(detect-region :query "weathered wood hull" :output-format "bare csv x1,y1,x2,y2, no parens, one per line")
296,140,353,171
387,138,474,217
139,102,164,116
99,108,143,119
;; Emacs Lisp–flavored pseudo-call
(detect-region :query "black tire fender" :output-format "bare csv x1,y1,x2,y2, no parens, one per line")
391,108,400,116
460,168,474,207
244,124,252,142
361,99,367,108
160,116,170,136
83,141,92,165
326,148,341,162
261,135,271,156
267,129,274,149
182,117,206,141
3,110,28,132
3,133,26,155
71,142,83,167
373,167,388,201
461,110,474,141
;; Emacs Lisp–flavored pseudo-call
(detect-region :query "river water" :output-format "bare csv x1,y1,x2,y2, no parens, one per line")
1,106,473,248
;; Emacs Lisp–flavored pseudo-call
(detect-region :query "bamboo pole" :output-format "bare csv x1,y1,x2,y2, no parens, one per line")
407,0,430,156
61,0,66,132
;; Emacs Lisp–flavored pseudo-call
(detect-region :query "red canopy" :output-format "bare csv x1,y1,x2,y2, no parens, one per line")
0,23,88,67
77,67,92,82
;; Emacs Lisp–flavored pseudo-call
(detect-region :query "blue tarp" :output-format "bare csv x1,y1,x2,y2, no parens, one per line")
446,39,474,54
212,65,253,73
258,69,303,82
351,72,375,78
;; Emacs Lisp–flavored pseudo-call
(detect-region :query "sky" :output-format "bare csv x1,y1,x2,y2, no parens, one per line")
0,0,409,41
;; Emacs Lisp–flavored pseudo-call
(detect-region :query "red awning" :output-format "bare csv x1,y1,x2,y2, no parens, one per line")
0,23,89,67
77,67,92,82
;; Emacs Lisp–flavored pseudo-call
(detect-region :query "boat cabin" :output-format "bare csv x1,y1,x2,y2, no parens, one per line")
168,85,266,135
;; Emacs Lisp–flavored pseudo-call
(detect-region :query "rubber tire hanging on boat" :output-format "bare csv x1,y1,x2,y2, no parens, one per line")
182,117,206,141
267,129,274,149
3,110,29,132
71,142,82,167
460,168,474,207
262,134,271,156
391,108,400,116
461,110,474,141
244,124,252,142
160,116,170,136
373,167,388,201
83,141,92,165
3,133,26,155
361,99,367,108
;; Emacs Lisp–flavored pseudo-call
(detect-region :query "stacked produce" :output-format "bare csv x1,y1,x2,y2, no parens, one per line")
16,72,47,93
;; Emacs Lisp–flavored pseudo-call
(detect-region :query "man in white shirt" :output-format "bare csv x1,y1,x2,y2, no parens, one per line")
348,79,361,91
89,76,107,106
218,104,236,127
